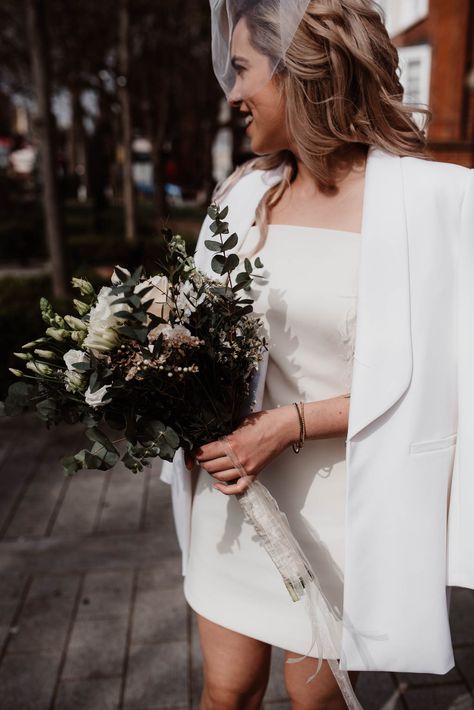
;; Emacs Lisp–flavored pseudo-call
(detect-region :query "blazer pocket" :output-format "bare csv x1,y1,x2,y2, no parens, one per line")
410,433,457,455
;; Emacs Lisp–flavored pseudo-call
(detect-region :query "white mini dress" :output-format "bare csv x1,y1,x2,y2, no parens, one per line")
184,224,361,658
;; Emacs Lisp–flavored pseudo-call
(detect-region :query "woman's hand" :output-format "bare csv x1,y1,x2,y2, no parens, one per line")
186,405,300,495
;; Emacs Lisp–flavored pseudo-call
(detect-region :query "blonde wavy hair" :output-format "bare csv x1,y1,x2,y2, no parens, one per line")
212,0,432,256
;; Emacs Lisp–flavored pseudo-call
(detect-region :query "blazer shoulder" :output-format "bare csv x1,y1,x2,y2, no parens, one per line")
401,155,471,211
401,154,470,186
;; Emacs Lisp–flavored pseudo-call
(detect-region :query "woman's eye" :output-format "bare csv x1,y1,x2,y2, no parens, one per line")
235,65,246,75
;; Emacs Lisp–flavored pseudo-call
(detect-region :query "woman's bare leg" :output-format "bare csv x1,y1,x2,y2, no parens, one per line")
196,613,272,710
284,652,360,710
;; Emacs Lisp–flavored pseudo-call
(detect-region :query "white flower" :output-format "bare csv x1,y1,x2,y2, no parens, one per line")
136,275,171,319
85,384,112,408
63,349,89,372
175,280,206,320
111,266,131,285
161,323,192,340
83,287,129,354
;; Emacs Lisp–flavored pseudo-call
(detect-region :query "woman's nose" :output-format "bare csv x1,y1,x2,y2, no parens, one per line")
227,82,242,107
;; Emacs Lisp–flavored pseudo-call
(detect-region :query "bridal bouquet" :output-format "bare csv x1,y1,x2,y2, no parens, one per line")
2,205,359,702
3,205,266,475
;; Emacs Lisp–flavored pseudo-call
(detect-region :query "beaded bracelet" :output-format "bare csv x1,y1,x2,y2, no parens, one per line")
292,401,306,454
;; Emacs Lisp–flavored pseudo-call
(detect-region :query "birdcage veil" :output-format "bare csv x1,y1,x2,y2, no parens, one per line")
210,0,312,100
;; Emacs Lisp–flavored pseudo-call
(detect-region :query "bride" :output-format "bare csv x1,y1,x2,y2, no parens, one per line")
161,1,474,708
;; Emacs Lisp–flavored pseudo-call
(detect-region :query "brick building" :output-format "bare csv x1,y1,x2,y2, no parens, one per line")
379,0,474,167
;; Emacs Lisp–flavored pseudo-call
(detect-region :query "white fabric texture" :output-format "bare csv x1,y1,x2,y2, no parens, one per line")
184,224,361,658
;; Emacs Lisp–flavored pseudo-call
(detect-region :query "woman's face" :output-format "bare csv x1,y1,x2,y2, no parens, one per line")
228,17,290,155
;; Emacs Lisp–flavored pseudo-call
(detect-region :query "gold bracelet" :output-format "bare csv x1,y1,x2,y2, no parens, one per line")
292,401,306,453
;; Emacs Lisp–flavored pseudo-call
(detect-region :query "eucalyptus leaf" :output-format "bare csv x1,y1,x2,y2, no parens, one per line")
211,254,226,275
114,310,135,320
90,441,120,467
132,266,144,281
85,426,118,453
223,233,238,250
204,240,223,252
36,398,58,422
222,253,239,274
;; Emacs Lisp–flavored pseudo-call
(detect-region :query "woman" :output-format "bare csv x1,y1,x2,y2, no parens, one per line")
161,1,474,708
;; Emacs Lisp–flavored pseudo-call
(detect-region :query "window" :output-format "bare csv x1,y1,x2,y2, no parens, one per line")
381,0,429,36
397,44,432,128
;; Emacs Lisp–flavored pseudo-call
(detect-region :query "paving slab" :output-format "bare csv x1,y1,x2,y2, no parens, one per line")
450,588,474,646
62,616,129,679
54,676,122,710
97,463,147,534
77,569,134,621
6,573,80,654
1,420,474,710
455,647,474,692
132,577,187,645
123,641,189,709
404,684,474,710
0,652,60,710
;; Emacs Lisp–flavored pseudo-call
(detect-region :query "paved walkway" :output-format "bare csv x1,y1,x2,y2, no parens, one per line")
0,416,473,710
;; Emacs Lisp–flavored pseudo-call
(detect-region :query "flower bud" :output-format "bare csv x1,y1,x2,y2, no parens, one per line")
22,337,48,350
73,299,90,316
71,277,95,297
64,370,87,393
26,361,54,376
13,352,32,361
70,331,86,345
34,349,57,360
64,315,88,332
46,327,69,342
8,369,23,377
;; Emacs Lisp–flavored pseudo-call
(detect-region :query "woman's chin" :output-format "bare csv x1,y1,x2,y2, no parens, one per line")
249,134,276,155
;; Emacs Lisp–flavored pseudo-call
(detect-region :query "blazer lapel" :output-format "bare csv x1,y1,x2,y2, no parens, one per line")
347,147,413,440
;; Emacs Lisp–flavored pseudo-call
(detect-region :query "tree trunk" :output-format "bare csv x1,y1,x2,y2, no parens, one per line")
25,0,67,298
152,81,170,219
118,0,136,244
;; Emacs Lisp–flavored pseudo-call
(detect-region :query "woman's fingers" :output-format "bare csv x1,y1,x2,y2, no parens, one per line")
184,451,195,471
208,468,241,482
213,475,254,495
199,455,231,474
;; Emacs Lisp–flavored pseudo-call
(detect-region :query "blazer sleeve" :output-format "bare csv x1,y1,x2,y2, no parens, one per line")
447,167,474,589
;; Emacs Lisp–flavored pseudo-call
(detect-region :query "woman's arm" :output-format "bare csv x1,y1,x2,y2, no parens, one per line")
274,394,351,446
188,394,351,495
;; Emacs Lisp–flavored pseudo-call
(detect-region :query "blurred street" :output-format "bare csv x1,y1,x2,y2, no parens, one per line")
0,417,473,710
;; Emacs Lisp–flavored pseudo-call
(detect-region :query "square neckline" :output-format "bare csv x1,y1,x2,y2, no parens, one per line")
249,223,362,237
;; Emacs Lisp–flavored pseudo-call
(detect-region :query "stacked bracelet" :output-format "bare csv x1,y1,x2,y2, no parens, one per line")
292,401,306,453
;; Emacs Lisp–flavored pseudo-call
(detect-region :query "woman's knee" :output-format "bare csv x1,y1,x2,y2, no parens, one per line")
201,683,266,710
284,655,358,710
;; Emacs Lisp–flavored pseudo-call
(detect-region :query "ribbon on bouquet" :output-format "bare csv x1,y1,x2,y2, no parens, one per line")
219,436,364,710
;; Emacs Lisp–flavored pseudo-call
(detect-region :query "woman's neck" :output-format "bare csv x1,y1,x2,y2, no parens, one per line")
292,145,369,196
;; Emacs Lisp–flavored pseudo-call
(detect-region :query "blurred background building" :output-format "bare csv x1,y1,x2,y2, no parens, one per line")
380,0,474,167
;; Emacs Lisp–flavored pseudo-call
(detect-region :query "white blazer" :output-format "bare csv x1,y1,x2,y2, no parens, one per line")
160,146,474,674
